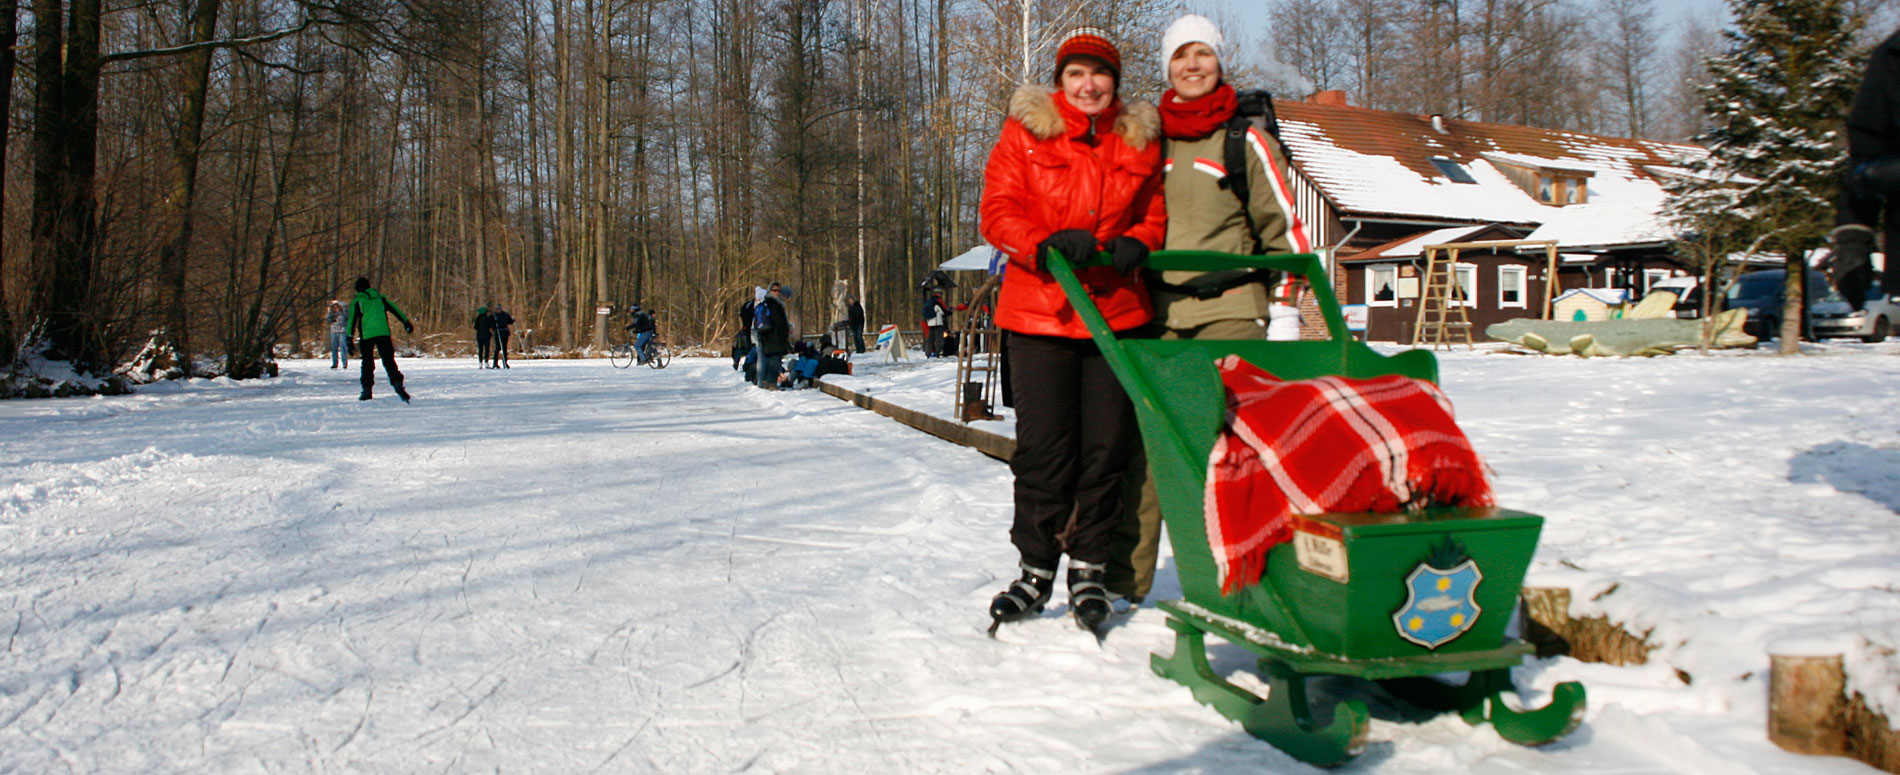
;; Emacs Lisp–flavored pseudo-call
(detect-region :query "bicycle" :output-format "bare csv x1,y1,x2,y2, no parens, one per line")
643,338,671,369
609,340,637,369
608,337,670,369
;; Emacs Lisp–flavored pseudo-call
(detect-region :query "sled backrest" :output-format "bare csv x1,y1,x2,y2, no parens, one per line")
1048,250,1438,476
1048,250,1439,611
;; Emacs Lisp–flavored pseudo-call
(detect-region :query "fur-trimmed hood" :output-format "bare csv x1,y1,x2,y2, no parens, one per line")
1007,84,1159,149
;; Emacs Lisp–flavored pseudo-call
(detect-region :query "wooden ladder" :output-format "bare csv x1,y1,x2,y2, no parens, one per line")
954,275,1004,422
1411,246,1475,350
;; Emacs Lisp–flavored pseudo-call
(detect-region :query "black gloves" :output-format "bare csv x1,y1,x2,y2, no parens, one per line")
1037,229,1097,269
1109,236,1149,276
1829,225,1876,311
403,320,415,334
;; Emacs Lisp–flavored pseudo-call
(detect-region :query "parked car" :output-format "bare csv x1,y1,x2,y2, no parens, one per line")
1721,269,1830,340
1813,281,1897,342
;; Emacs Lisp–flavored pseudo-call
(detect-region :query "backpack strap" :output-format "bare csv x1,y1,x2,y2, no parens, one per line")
1220,116,1266,255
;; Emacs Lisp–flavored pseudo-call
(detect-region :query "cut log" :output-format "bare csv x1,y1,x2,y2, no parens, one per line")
1769,653,1900,773
1517,587,1654,666
1770,654,1850,755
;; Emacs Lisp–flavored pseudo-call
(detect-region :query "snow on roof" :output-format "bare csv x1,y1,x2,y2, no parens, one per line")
1274,100,1706,246
1480,151,1600,174
1553,287,1630,305
1346,224,1537,261
1522,200,1674,250
1353,225,1494,259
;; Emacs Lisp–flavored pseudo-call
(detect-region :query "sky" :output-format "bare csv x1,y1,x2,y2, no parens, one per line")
1219,0,1734,93
3,342,1897,773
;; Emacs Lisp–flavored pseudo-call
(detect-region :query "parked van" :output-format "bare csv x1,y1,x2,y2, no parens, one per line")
1721,269,1829,340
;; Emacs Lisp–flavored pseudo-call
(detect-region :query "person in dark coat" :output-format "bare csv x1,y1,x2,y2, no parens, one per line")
846,296,867,353
625,305,657,363
349,277,414,402
1831,27,1900,309
491,305,515,368
473,306,495,368
754,283,792,389
735,289,761,371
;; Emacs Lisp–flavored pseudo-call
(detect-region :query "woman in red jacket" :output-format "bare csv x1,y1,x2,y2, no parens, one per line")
979,27,1165,635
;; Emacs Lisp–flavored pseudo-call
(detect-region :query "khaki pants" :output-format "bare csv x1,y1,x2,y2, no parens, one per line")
1105,317,1265,600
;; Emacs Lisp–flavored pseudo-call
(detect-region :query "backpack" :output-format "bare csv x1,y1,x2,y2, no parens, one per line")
753,300,774,332
1219,89,1284,256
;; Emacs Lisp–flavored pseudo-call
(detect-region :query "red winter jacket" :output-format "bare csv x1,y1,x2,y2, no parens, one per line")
980,86,1165,337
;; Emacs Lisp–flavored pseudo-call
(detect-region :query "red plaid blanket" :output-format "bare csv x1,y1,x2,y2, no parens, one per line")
1205,355,1493,594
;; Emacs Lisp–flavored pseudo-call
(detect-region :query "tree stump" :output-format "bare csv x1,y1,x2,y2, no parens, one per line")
1770,654,1849,755
1769,653,1900,773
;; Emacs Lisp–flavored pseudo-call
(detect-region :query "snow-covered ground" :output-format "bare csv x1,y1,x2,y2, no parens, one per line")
3,345,1897,774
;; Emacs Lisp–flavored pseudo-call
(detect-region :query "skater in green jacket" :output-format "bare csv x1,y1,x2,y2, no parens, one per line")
348,277,415,402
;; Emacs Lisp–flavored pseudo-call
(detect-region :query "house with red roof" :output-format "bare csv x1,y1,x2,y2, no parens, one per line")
1271,91,1704,342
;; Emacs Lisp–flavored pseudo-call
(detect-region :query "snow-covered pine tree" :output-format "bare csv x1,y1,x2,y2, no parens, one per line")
1667,0,1859,354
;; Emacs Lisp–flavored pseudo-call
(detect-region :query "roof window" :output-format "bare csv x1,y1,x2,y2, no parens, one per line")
1429,157,1477,184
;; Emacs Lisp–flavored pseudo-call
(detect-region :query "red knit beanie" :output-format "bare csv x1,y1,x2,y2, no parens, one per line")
1052,27,1121,85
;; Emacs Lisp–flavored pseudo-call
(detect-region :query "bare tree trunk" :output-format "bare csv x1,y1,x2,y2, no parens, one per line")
29,0,106,370
155,0,224,376
0,0,17,365
1781,248,1806,355
555,0,576,347
523,0,548,295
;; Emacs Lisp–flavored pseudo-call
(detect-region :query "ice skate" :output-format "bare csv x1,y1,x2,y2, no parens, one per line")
1068,560,1111,638
986,564,1054,636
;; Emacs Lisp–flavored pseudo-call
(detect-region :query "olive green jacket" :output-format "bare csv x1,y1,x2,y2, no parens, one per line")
1154,125,1311,330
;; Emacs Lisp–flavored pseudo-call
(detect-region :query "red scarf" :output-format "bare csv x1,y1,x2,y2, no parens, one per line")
1160,84,1237,140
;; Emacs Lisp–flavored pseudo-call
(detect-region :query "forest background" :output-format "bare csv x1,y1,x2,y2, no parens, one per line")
2,0,1898,381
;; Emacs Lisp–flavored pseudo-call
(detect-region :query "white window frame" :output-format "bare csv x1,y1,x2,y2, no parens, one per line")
1643,269,1672,293
1454,263,1478,308
1498,265,1528,308
1367,264,1398,308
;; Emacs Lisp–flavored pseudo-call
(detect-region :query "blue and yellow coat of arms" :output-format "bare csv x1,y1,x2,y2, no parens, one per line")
1391,539,1483,650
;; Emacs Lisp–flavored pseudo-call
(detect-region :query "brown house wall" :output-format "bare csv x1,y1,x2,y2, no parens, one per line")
1340,252,1554,343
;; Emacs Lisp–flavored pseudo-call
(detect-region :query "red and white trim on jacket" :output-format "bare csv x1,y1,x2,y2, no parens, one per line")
1192,157,1227,179
1247,127,1313,253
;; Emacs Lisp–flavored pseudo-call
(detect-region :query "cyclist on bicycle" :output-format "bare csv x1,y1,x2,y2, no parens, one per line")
625,305,658,364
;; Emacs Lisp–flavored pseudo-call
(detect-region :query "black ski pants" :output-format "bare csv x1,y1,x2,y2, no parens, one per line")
1005,332,1135,570
1837,164,1900,294
476,332,493,365
360,335,404,392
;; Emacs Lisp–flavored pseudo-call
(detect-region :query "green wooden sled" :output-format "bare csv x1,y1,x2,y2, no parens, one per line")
1046,250,1585,767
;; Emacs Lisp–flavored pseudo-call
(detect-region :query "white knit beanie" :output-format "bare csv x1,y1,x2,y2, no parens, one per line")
1159,14,1224,78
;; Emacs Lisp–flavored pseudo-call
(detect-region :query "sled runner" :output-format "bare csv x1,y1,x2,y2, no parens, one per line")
1046,249,1585,767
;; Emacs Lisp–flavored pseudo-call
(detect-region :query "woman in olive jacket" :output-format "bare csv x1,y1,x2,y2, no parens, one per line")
977,27,1165,635
1107,14,1314,605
